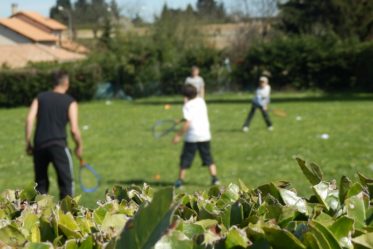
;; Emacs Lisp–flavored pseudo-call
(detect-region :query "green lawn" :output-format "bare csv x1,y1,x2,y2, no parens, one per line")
0,93,372,207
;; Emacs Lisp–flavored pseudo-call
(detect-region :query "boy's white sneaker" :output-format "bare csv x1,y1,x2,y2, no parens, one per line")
242,127,249,133
268,126,274,131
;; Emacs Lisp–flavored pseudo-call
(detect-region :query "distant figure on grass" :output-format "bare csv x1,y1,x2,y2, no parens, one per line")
172,84,219,188
242,76,273,132
185,66,205,98
25,71,83,199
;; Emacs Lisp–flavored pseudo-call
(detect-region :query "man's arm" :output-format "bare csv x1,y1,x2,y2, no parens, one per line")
68,102,83,160
172,120,190,144
25,99,38,155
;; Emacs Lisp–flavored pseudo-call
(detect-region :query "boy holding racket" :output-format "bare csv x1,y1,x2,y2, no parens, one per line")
242,76,273,132
172,84,219,188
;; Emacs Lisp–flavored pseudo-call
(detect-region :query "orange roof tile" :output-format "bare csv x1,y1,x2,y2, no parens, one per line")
0,44,86,68
0,18,58,42
12,11,67,31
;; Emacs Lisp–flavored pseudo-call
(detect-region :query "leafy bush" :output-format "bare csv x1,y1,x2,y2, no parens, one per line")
0,157,372,248
235,35,373,92
0,63,102,107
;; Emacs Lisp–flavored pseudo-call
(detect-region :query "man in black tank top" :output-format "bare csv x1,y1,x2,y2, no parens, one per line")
25,71,83,199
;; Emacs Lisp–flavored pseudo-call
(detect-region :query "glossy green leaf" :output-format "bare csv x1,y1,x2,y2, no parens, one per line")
225,227,250,248
278,188,308,214
352,232,373,249
345,195,366,229
25,242,53,249
155,231,193,249
295,157,322,185
329,216,354,248
263,226,306,249
310,221,342,249
0,225,27,246
115,187,176,249
339,176,352,203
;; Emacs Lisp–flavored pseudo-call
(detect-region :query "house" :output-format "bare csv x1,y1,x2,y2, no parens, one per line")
0,5,87,68
0,18,58,45
11,11,67,42
0,44,85,69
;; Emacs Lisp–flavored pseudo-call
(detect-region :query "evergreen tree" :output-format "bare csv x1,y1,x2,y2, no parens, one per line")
196,0,226,22
100,16,113,49
278,0,373,40
110,0,121,20
50,0,72,21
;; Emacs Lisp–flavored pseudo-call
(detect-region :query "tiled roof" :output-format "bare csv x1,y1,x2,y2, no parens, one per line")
0,44,85,68
12,11,67,31
0,18,58,42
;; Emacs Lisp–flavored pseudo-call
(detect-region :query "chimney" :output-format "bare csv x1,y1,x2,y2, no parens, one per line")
11,3,18,15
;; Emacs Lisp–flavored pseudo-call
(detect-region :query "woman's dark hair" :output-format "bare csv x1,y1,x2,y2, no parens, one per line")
182,84,197,99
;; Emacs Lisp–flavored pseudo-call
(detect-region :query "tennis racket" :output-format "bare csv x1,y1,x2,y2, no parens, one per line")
271,108,288,117
79,160,100,193
152,119,180,139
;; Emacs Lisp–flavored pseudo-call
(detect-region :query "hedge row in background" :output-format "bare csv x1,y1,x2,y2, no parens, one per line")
0,63,102,107
1,35,372,107
0,157,372,248
235,36,373,91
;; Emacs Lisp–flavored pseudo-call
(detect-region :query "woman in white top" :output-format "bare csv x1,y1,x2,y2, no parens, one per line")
185,66,205,98
242,76,273,132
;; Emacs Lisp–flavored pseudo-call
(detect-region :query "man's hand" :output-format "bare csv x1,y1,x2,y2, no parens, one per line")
263,105,268,111
172,134,182,144
26,143,33,156
75,146,83,161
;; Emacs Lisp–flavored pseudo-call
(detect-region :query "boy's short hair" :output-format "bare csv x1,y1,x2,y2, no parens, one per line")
52,70,69,87
182,84,198,100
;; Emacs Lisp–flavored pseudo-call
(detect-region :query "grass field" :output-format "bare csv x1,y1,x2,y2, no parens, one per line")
0,93,372,207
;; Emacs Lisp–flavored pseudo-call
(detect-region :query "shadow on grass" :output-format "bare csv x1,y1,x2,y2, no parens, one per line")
134,94,373,106
106,179,206,187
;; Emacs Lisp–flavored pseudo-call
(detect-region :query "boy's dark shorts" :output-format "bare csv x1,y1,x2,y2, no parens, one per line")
180,141,214,169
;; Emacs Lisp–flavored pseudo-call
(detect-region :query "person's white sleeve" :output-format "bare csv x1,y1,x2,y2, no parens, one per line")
183,105,192,121
201,77,205,87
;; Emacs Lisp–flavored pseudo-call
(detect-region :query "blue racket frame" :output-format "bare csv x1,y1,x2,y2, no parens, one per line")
79,163,100,193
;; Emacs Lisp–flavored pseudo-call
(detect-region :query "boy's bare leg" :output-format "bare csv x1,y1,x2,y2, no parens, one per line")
209,164,220,185
178,168,187,180
208,164,217,176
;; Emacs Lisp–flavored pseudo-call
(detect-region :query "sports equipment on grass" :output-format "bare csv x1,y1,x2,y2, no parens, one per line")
152,119,180,139
79,160,100,193
272,108,288,117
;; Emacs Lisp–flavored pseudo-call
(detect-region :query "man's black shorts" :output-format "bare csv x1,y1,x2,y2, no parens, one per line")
180,141,214,169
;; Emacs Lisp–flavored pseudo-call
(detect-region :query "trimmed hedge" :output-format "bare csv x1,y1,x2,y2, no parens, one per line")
0,157,372,248
0,63,102,107
235,36,373,92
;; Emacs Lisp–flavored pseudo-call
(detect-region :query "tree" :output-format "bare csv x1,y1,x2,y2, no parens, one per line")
109,0,121,20
74,0,90,26
99,16,113,49
278,0,373,40
196,0,226,22
50,0,72,22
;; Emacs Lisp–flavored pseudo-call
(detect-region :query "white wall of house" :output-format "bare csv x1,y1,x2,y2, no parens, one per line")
0,25,32,45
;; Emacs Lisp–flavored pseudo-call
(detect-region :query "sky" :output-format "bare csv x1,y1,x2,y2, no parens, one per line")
0,0,237,21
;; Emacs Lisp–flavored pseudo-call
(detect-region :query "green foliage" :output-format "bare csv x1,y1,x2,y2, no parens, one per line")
235,35,373,92
0,62,101,107
278,0,373,41
0,158,372,248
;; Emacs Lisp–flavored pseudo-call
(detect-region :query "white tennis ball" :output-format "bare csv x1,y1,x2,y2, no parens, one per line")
320,134,330,140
